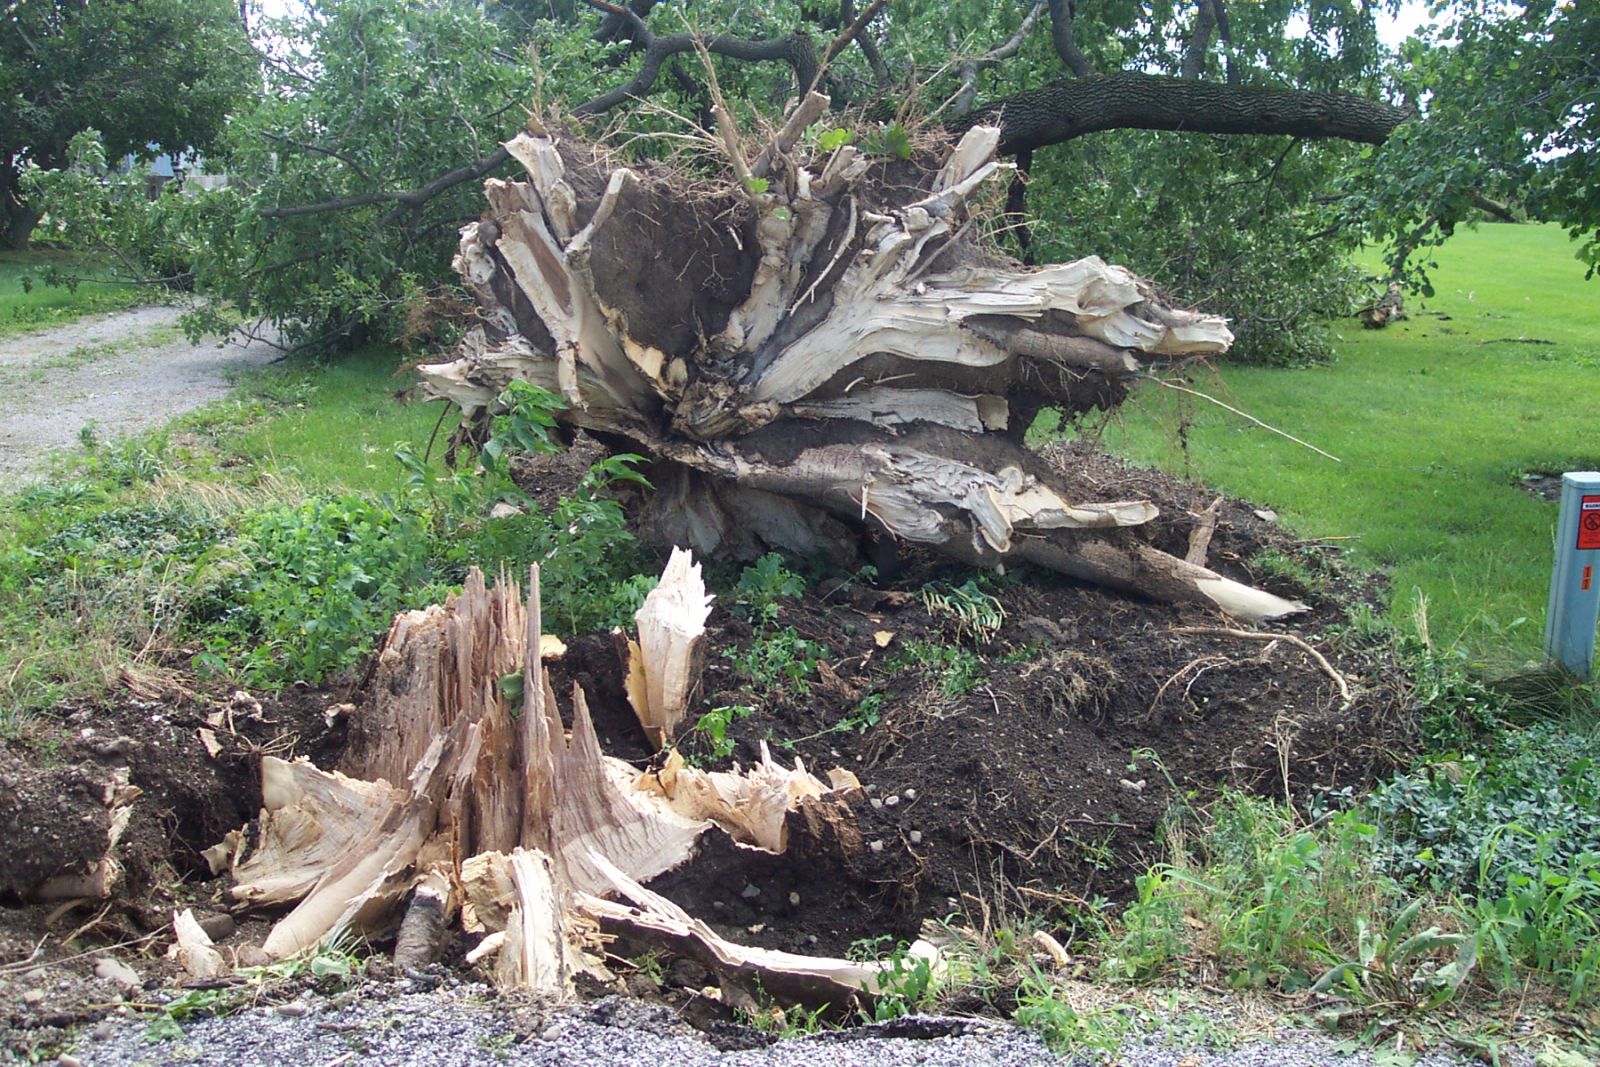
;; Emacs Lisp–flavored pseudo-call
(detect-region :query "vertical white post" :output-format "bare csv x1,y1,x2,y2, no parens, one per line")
1545,472,1600,679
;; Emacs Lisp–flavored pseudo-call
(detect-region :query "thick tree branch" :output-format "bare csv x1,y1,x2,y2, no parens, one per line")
838,0,891,86
1468,189,1516,221
966,73,1412,155
1214,0,1238,85
824,0,890,66
1045,0,1096,79
573,0,821,116
1181,0,1218,81
260,145,511,220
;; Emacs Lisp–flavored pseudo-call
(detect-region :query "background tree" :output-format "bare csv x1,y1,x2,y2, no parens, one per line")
1351,0,1599,289
0,0,256,249
24,0,1596,361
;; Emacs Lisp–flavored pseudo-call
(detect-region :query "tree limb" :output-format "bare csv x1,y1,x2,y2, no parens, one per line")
965,73,1412,155
953,1,1047,117
1181,0,1218,81
572,0,821,116
1045,0,1096,79
259,145,511,220
838,0,891,86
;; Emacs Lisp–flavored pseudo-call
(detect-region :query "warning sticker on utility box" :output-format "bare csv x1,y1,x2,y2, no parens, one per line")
1580,496,1600,551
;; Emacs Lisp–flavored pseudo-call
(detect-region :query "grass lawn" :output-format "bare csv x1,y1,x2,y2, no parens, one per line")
221,346,450,496
0,247,146,336
1099,222,1599,665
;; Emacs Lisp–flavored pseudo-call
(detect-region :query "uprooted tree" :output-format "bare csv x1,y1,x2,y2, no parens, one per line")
420,109,1306,621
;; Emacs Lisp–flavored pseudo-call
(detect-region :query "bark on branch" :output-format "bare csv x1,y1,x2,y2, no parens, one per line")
1045,0,1096,79
965,73,1412,155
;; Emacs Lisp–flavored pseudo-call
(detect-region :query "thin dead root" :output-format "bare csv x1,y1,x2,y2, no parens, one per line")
1172,626,1353,705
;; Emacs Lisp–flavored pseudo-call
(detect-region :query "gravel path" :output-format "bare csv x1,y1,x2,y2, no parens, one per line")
60,984,1524,1067
0,306,276,488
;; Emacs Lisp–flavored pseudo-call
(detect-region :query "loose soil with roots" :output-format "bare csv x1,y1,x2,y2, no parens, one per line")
0,440,1419,1055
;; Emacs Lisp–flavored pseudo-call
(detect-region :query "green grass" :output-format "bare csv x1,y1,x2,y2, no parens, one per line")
1097,222,1599,664
222,347,448,495
0,248,145,336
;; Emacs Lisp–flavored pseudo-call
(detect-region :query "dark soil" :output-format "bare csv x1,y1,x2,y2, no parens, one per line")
0,440,1420,1056
550,440,1419,959
0,681,344,1058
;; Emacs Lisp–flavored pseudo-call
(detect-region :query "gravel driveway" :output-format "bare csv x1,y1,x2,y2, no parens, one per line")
0,306,277,488
61,985,1527,1067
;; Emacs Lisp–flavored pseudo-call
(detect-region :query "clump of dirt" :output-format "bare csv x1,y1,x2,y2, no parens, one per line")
0,681,344,1057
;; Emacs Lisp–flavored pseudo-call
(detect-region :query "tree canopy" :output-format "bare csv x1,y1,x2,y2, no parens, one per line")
18,0,1597,360
1,0,257,249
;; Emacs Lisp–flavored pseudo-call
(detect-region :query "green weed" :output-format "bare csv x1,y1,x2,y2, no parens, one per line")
920,578,1005,644
686,703,753,762
1105,793,1400,991
894,640,985,698
775,692,886,751
723,627,828,696
1014,976,1132,1053
733,552,806,629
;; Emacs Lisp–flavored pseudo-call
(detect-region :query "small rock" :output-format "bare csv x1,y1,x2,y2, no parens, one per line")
884,795,899,807
869,840,884,853
58,1056,84,1067
807,935,819,945
22,989,45,1006
903,788,917,800
1119,778,1147,793
1254,508,1278,523
711,900,725,910
196,912,236,942
275,1002,308,1018
90,1022,115,1042
908,830,923,844
489,502,525,519
747,924,765,935
740,883,760,899
788,892,801,906
870,798,884,810
94,957,140,988
541,1024,565,1042
235,945,271,968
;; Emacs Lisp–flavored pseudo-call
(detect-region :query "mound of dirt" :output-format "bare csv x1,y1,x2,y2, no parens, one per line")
543,440,1418,960
0,683,343,1057
0,438,1418,1053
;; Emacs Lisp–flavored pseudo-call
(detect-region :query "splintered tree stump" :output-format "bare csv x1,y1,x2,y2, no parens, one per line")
419,107,1304,623
211,560,917,1008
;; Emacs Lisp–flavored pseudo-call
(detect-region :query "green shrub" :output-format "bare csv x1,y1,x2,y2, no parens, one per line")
196,494,434,683
1364,722,1600,895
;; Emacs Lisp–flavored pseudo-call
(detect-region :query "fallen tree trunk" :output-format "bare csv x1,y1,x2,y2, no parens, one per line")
420,107,1302,622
